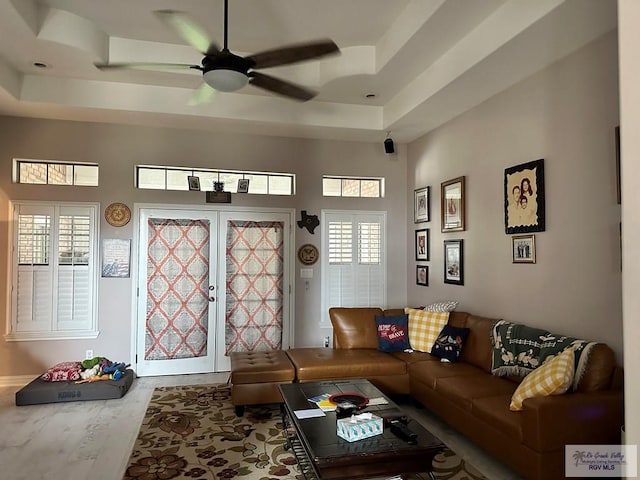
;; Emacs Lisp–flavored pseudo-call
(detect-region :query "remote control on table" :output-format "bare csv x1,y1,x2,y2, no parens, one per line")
389,419,418,445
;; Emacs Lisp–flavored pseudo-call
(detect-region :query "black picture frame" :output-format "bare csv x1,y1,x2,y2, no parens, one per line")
414,186,430,223
615,126,621,205
444,239,464,285
415,229,429,261
416,265,429,286
504,159,545,234
188,175,201,191
441,176,466,232
237,178,250,193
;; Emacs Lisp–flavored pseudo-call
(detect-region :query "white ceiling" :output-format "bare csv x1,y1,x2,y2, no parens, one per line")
0,0,617,143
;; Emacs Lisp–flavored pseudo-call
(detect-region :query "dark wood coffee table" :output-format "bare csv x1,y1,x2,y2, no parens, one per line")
278,379,445,480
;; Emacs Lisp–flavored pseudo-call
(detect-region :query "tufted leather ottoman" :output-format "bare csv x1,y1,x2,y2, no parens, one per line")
230,350,295,416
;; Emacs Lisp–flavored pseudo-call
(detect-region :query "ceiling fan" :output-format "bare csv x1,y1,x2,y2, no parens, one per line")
95,0,340,102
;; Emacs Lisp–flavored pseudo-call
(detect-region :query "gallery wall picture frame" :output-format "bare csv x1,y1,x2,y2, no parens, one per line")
615,125,621,205
101,238,131,278
444,239,464,285
188,175,201,191
237,178,250,193
512,234,536,264
416,265,429,286
414,186,430,223
441,176,466,232
504,159,545,234
415,228,429,261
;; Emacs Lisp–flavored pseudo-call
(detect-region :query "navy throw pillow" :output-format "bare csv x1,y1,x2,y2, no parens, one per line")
431,325,470,362
375,314,410,352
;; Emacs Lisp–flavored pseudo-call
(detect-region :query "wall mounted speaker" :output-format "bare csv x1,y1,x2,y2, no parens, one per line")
384,137,395,154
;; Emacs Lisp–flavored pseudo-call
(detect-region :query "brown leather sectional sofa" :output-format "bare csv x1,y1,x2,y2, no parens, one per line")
283,307,624,480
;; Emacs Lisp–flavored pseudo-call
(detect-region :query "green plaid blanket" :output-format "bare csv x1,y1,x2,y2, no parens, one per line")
490,320,597,391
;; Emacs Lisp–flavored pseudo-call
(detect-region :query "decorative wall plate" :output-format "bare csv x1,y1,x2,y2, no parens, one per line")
105,202,131,227
298,244,319,265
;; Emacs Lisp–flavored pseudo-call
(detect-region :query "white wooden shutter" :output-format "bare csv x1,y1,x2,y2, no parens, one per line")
10,202,98,339
321,211,386,324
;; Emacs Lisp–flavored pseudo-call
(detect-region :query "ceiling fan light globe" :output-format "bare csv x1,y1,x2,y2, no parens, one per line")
204,69,248,92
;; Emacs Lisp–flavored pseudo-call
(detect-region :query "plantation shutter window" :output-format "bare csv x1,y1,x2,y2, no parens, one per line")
9,202,99,340
322,211,386,324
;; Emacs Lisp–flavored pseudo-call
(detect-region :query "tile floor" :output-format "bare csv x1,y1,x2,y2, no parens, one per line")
0,373,522,480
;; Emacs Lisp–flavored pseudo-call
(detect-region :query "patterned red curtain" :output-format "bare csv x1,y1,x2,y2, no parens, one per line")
145,219,210,360
225,221,284,354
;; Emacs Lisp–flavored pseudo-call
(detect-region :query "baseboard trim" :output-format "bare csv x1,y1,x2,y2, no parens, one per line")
0,375,35,387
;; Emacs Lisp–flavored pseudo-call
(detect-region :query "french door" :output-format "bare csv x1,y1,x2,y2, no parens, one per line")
135,206,292,376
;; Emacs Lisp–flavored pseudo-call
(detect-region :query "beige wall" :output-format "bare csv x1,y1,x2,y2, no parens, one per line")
0,119,407,376
407,31,622,362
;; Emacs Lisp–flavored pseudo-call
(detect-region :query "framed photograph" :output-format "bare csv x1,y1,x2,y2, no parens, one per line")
415,229,429,261
188,175,201,191
615,126,621,205
504,159,545,234
512,234,536,264
237,178,250,193
414,186,430,223
444,239,464,285
101,239,131,278
441,177,465,232
416,265,429,286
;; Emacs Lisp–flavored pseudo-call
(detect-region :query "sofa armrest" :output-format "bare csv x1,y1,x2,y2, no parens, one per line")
522,390,624,452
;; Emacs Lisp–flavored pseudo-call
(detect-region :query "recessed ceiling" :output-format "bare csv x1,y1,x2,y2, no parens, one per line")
0,0,617,142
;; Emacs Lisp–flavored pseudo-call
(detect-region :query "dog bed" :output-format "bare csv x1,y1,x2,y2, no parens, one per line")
15,369,135,406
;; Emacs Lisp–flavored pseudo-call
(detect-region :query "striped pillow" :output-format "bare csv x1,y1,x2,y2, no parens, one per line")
424,301,458,312
405,307,449,353
509,347,575,411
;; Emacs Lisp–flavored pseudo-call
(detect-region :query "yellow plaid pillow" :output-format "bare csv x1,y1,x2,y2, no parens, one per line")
509,347,575,411
405,308,449,353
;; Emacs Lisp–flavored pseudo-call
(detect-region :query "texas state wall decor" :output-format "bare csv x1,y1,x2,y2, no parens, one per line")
297,210,319,234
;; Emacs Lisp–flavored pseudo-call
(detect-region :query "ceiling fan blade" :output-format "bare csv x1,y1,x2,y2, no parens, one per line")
154,10,220,55
95,62,199,72
189,83,217,106
246,39,339,69
249,72,316,101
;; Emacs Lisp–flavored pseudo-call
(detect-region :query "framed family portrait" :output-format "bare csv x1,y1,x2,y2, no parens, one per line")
416,265,429,286
414,186,430,223
512,234,536,264
441,176,465,232
504,159,545,234
444,239,464,285
415,229,429,261
188,175,201,191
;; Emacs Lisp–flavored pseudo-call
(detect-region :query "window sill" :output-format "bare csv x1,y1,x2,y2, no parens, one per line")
4,330,100,342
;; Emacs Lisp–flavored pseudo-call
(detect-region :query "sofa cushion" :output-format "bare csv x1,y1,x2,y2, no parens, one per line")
472,394,524,442
424,301,459,312
458,314,496,372
409,359,482,390
375,314,410,352
405,308,449,353
431,325,470,363
329,308,382,349
435,374,518,411
389,350,438,365
510,347,575,411
286,347,406,382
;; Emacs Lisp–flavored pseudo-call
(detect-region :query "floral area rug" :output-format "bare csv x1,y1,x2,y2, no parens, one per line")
123,384,486,480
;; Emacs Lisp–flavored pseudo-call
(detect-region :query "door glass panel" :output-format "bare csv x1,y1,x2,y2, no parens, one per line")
225,221,284,354
145,218,210,360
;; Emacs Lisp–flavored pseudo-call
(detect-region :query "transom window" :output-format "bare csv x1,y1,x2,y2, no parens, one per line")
136,165,295,195
322,176,384,198
13,159,99,186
